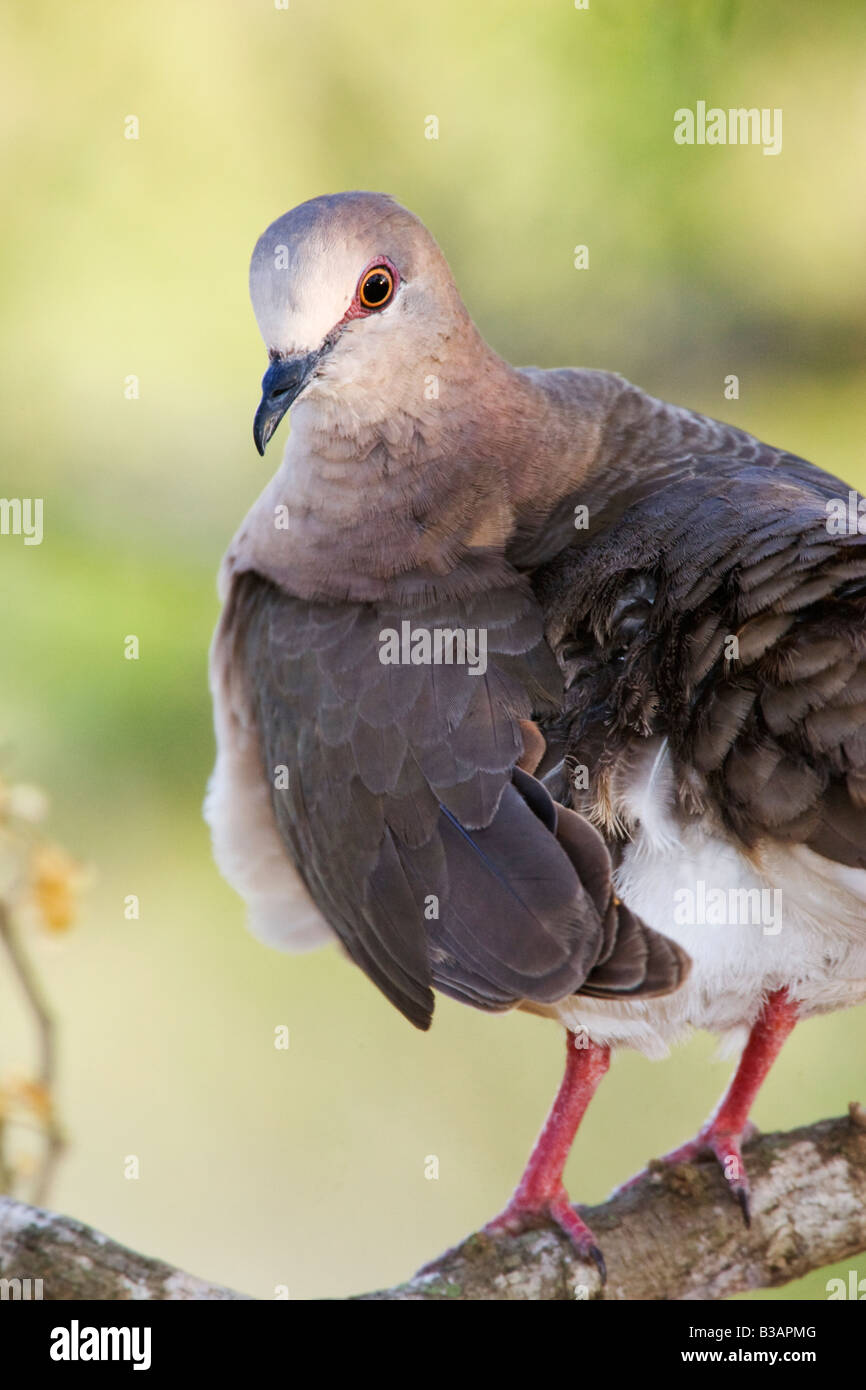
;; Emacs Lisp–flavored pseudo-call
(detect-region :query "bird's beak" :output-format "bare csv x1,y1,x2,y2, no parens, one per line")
253,351,321,456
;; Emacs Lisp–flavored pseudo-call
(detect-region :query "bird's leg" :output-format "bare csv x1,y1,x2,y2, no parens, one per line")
616,988,798,1223
485,1029,610,1277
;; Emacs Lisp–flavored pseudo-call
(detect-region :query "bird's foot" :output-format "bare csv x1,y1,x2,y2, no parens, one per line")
484,1188,606,1280
613,1119,759,1225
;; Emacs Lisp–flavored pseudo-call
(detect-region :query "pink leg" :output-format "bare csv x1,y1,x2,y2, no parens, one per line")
485,1031,610,1277
616,988,798,1223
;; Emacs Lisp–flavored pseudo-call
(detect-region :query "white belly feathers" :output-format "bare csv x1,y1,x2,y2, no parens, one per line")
553,739,866,1056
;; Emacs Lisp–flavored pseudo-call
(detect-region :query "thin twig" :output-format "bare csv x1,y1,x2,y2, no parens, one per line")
0,901,65,1204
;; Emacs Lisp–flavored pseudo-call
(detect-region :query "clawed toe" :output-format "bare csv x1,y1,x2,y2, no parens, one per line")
485,1189,606,1281
701,1129,752,1224
614,1127,752,1225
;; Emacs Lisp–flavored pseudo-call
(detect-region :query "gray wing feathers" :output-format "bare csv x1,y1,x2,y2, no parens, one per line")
226,568,689,1028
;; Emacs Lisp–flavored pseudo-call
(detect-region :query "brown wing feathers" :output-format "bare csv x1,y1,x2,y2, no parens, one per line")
537,452,866,874
228,567,689,1028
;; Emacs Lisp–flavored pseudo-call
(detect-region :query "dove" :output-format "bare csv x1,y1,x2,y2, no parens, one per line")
206,191,866,1276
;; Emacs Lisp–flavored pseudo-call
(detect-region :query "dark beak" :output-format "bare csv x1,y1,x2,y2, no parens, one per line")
253,351,320,456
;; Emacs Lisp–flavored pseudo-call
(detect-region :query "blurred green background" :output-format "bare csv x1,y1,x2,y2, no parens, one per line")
1,0,865,1300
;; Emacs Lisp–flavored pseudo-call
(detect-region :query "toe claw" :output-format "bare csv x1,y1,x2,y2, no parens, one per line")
487,1190,606,1281
617,1129,755,1227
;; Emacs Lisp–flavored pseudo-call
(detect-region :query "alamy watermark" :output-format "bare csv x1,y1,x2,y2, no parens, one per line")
0,1276,44,1299
825,491,866,536
378,621,487,675
50,1321,151,1370
673,880,782,935
0,497,43,545
826,1270,866,1299
674,103,782,156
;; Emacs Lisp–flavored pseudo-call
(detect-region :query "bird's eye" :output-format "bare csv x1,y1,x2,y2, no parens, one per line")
359,266,395,310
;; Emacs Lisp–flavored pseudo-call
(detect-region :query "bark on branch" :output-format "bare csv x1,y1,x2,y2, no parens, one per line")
2,1108,865,1301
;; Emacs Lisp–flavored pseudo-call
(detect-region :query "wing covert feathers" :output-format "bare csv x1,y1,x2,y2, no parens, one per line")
224,567,688,1027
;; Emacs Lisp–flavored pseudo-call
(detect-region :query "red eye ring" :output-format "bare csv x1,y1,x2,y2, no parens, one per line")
358,264,395,310
338,258,401,326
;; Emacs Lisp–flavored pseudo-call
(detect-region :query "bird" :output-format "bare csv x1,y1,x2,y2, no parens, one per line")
206,190,866,1278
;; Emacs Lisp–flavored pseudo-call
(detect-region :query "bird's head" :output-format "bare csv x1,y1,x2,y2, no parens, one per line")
249,191,472,456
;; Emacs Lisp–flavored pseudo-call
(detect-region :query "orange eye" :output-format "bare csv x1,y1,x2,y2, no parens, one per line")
359,266,395,310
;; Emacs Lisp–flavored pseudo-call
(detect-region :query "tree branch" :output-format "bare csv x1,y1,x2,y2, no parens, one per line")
0,1198,248,1301
2,1109,865,1300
